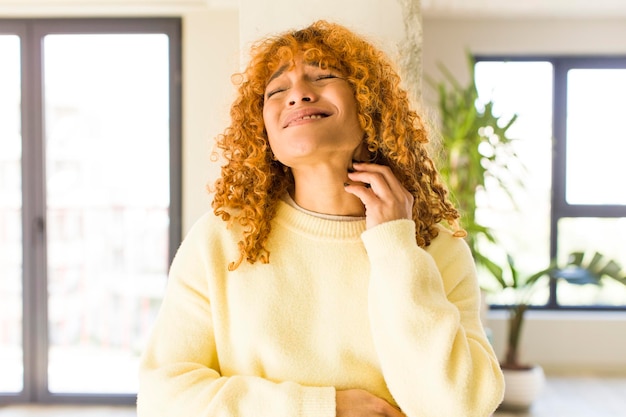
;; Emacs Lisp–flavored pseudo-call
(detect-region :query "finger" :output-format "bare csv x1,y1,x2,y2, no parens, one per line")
343,180,379,208
352,162,409,198
347,171,393,201
348,166,412,206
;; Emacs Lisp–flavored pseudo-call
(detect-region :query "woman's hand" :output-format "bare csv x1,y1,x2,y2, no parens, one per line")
336,389,406,417
344,162,414,229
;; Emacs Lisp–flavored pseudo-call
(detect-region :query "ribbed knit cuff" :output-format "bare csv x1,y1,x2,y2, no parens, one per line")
361,219,416,258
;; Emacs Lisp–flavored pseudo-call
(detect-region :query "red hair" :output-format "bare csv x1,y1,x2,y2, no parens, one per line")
211,20,462,271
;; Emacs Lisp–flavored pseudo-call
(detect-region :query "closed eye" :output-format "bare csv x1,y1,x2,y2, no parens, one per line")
314,73,343,82
265,88,285,99
264,70,342,100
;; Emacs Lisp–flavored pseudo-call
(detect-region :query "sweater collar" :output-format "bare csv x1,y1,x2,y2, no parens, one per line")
274,199,366,240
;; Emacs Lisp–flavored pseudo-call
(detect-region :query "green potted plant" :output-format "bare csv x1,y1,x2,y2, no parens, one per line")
426,55,626,410
425,53,521,264
482,251,626,410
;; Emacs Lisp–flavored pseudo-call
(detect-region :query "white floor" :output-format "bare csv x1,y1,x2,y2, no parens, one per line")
494,375,626,417
1,375,625,416
0,406,136,416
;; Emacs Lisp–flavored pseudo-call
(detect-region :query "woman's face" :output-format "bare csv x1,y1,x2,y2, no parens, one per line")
262,55,366,169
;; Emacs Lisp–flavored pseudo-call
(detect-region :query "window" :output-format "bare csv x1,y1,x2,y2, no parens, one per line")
0,32,23,395
474,56,626,309
0,18,181,404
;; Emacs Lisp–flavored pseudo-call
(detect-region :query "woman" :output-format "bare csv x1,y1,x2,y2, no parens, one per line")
138,20,504,417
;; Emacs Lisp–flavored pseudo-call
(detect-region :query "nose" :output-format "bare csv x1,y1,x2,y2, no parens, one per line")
289,97,311,105
287,79,317,106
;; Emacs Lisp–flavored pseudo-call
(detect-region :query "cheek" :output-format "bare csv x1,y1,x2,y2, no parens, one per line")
339,91,361,127
262,106,278,137
262,113,278,152
346,106,364,136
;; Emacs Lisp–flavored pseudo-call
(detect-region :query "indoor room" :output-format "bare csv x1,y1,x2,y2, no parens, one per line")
1,0,625,416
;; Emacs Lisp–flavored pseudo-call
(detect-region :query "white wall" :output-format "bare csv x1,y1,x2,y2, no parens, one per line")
488,310,626,374
238,0,408,56
422,17,626,374
180,10,238,232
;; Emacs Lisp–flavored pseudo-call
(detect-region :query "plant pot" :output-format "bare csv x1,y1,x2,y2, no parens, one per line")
499,365,545,411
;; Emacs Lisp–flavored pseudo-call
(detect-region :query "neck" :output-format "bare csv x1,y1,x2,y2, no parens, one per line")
290,165,365,217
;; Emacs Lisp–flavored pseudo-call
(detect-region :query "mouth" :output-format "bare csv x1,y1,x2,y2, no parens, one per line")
283,108,330,128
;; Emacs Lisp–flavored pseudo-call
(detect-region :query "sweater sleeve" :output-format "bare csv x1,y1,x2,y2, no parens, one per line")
361,220,504,417
136,216,336,417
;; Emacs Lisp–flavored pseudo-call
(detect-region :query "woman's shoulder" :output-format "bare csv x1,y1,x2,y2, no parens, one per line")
426,224,473,262
181,209,242,245
186,209,223,233
170,209,241,270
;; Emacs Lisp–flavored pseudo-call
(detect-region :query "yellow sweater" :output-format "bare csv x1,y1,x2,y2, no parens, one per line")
137,200,504,417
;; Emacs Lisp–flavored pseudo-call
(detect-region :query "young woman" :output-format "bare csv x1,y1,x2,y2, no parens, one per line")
138,20,504,417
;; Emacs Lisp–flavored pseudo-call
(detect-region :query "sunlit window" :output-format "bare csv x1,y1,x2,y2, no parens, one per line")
566,69,626,205
474,58,626,309
474,61,553,305
0,34,23,394
0,18,180,404
557,218,626,306
44,33,171,394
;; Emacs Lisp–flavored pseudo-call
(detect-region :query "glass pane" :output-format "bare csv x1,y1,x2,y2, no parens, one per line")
0,34,23,394
474,61,553,305
43,34,170,393
557,218,626,306
566,69,626,205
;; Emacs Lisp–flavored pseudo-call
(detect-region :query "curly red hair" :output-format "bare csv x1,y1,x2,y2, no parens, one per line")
211,20,462,271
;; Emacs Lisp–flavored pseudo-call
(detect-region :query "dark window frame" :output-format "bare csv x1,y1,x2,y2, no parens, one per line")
0,17,182,405
475,54,626,311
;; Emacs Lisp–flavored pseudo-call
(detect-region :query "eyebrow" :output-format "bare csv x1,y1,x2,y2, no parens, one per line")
267,63,290,84
266,60,335,85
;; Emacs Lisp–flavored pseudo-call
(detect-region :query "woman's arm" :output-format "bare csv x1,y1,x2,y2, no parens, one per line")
346,162,503,417
361,220,504,417
137,215,336,417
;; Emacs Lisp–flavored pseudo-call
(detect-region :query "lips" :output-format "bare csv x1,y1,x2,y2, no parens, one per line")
282,107,330,128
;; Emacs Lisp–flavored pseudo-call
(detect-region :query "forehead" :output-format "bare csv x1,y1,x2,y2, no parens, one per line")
266,59,328,83
264,46,343,83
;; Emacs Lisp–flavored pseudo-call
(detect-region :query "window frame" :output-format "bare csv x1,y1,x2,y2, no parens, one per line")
475,54,626,311
0,17,182,405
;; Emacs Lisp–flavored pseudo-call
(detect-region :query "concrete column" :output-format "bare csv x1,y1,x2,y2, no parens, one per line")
238,0,423,100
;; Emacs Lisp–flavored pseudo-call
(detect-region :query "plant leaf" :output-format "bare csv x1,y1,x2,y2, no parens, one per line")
553,267,600,286
599,260,624,279
587,252,604,272
478,254,507,289
568,252,585,266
